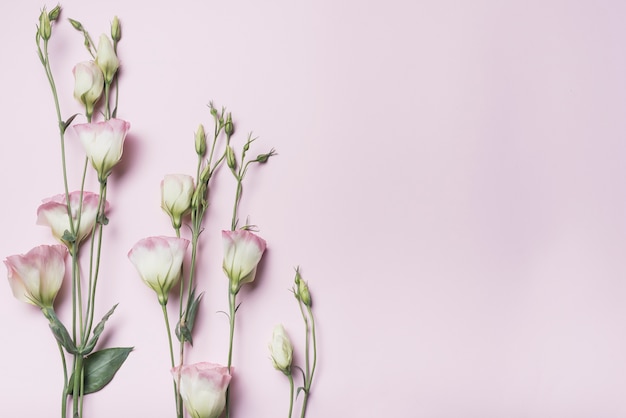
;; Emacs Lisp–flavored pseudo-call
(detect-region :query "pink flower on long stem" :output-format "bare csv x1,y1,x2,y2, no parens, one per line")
4,245,68,308
74,118,130,182
171,362,232,418
128,236,189,305
222,229,266,294
37,191,105,248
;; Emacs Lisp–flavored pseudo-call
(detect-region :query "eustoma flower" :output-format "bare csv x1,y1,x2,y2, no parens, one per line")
128,236,189,305
95,33,119,84
171,362,232,418
222,229,266,294
37,191,105,248
161,174,195,229
269,324,293,374
74,118,130,182
4,245,68,308
73,61,104,118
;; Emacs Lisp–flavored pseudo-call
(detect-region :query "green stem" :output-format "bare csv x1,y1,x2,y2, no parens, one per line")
307,306,317,389
56,341,68,418
225,290,237,418
230,178,242,231
84,183,108,338
287,372,294,418
161,302,182,418
71,355,84,418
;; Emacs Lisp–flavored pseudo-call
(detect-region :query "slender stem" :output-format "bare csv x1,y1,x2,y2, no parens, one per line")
225,290,237,418
71,355,84,418
56,341,68,418
84,183,108,338
287,372,294,418
161,302,182,418
306,306,317,389
230,178,242,231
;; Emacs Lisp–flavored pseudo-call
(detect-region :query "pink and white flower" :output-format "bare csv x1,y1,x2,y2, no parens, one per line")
171,362,232,418
74,118,130,182
128,236,189,305
161,174,195,229
37,191,105,247
222,229,266,294
4,245,68,308
73,61,104,117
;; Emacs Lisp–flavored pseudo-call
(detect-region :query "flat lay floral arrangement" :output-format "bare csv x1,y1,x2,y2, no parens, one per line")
4,6,318,418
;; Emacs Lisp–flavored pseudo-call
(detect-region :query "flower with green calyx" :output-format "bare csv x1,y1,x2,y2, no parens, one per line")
171,363,232,418
269,324,293,375
4,245,68,309
161,174,195,230
222,229,266,295
96,34,119,84
74,118,130,183
128,236,189,305
73,61,104,118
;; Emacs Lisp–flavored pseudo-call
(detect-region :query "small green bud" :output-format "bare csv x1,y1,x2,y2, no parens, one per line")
39,9,52,41
255,148,276,164
243,141,250,152
294,269,312,307
68,18,83,31
199,163,211,184
111,16,121,42
226,145,237,171
195,124,206,156
224,112,234,136
48,5,61,22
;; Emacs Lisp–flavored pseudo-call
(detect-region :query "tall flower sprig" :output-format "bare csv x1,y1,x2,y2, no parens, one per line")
7,7,133,418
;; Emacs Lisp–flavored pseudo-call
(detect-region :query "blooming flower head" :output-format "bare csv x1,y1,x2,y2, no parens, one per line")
161,174,195,229
74,118,130,182
4,245,68,308
269,324,293,374
222,229,266,294
37,191,105,248
73,61,104,118
128,236,189,305
95,34,119,83
171,362,231,418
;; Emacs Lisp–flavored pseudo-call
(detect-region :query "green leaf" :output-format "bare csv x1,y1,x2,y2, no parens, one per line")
176,289,203,345
60,113,79,134
47,313,78,354
81,304,118,355
69,347,133,395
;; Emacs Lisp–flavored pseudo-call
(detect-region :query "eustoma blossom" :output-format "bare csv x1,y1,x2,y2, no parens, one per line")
161,174,195,229
222,229,267,294
73,61,104,118
36,191,105,248
128,236,189,305
4,245,68,308
74,118,130,182
171,363,232,418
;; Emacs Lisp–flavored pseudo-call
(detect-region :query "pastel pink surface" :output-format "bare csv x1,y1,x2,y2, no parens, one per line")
2,1,626,417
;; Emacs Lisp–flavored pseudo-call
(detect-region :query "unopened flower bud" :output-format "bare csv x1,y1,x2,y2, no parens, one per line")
48,5,61,22
195,124,206,156
39,9,52,41
269,324,293,375
73,61,104,118
68,18,83,31
111,16,121,42
294,270,312,307
224,113,234,136
95,34,119,84
226,145,236,171
199,163,211,184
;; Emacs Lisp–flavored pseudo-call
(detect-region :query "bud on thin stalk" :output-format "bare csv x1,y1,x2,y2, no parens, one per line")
39,9,52,40
195,124,206,156
111,16,121,42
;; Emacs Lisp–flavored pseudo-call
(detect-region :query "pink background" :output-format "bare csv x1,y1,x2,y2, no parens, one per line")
2,1,626,417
